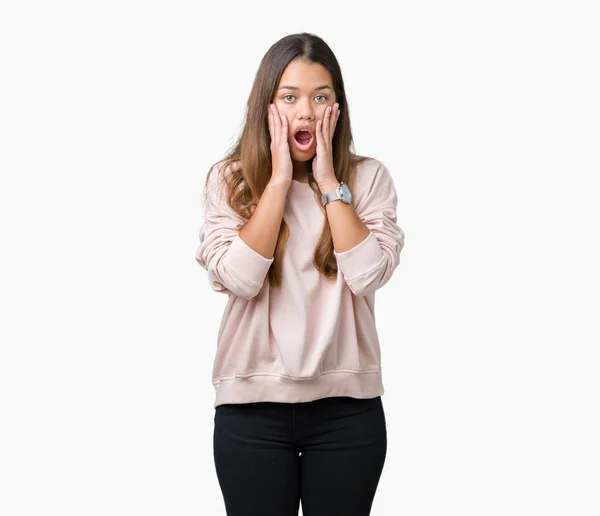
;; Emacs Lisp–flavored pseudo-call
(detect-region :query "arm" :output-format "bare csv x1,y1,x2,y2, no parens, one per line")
323,161,406,297
238,179,290,261
195,162,289,300
319,179,371,253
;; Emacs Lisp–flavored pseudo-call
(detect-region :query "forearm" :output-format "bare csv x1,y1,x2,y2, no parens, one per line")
320,180,371,253
238,180,290,259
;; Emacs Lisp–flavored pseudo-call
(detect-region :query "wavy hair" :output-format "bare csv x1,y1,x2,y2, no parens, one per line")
202,32,368,288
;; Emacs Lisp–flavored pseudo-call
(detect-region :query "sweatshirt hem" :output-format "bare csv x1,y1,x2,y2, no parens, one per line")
212,369,384,408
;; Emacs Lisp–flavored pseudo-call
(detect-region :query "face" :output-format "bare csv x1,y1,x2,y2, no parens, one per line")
272,58,337,161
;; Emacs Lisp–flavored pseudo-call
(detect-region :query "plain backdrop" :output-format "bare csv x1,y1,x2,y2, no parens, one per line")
1,1,599,515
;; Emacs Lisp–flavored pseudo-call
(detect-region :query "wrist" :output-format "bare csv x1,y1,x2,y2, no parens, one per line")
318,179,341,194
267,177,291,191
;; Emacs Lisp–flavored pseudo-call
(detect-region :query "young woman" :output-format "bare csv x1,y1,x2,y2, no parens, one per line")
195,32,406,516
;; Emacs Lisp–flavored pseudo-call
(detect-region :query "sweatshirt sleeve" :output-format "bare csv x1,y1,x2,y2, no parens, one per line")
333,159,405,297
195,162,274,300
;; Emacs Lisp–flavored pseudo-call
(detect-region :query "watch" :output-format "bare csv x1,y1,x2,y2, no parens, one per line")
321,182,352,206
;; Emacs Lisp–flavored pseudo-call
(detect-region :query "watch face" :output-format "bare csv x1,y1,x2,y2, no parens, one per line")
340,183,352,203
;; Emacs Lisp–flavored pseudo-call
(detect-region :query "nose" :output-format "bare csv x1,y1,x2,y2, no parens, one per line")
296,98,315,120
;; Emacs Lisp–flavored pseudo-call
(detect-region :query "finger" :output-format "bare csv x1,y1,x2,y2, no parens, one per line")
268,104,274,139
271,104,280,144
281,114,288,142
315,119,323,152
331,103,339,134
323,105,331,143
272,104,287,145
271,103,279,125
328,105,336,145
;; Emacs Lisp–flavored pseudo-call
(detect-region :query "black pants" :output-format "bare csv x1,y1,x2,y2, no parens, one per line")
213,395,387,516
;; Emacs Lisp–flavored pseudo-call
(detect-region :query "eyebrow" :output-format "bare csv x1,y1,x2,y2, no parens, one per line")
277,85,333,91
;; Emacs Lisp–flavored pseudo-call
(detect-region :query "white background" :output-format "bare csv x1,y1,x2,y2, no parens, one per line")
1,1,599,515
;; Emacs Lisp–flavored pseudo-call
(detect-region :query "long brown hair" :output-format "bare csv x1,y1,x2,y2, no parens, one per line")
202,32,368,288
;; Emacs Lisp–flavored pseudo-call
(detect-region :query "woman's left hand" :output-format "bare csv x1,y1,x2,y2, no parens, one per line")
312,102,340,190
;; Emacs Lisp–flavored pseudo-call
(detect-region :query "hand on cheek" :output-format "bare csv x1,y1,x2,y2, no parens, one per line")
312,103,340,188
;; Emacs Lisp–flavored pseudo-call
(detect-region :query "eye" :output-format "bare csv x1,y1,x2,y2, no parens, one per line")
281,94,329,103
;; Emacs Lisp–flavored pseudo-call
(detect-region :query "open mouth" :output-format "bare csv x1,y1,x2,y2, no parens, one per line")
293,130,313,151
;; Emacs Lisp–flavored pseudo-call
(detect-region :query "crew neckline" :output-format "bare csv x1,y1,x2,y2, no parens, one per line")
289,179,317,197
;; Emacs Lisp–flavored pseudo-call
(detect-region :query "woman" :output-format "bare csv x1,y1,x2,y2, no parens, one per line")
195,32,406,516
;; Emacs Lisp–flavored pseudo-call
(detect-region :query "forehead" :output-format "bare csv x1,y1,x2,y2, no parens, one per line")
278,59,333,90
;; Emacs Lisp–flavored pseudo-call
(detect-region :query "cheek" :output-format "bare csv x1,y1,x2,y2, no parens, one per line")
318,104,333,119
274,101,289,113
276,103,292,120
272,103,291,127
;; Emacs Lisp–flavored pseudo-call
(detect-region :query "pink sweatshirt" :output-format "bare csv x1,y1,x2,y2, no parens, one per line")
195,157,405,408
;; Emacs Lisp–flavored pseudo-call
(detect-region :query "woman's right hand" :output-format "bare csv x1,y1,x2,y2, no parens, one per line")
267,103,293,187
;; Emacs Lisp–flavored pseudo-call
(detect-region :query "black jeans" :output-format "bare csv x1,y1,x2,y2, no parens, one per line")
213,395,387,516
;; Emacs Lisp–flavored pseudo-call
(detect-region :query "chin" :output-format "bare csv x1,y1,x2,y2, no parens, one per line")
291,150,316,162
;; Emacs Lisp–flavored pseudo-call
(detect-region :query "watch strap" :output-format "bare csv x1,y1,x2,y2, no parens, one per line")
321,184,342,205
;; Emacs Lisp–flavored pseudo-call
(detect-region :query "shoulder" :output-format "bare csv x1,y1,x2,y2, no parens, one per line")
205,158,242,198
349,157,398,213
353,156,395,191
207,158,240,185
203,159,240,214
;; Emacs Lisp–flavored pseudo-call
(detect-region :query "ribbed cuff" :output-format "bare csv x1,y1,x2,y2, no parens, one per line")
226,234,275,286
333,232,384,280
